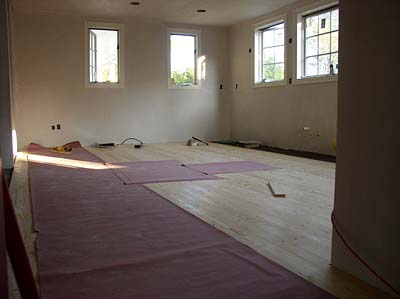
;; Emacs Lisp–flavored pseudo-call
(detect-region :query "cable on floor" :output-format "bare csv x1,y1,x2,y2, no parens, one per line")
120,138,144,148
331,211,400,297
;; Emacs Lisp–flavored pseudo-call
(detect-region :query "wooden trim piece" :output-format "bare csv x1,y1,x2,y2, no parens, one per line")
2,165,39,298
268,181,286,198
0,158,9,299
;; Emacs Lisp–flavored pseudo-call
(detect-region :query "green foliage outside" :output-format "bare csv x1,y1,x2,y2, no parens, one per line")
172,68,195,85
264,64,284,82
99,64,118,83
264,64,274,81
102,68,110,82
275,64,284,80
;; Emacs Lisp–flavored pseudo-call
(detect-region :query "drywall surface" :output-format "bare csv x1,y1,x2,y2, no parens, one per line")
332,0,400,295
11,0,300,27
229,0,337,155
12,10,231,148
0,0,13,168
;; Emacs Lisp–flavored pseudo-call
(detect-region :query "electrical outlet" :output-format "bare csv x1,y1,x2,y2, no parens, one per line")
51,125,55,130
57,124,61,130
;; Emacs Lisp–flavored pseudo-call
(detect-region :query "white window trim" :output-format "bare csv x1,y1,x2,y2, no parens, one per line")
293,0,339,85
84,22,125,88
252,14,288,88
167,28,201,90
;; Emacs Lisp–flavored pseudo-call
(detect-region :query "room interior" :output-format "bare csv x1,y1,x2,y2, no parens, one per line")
1,0,399,298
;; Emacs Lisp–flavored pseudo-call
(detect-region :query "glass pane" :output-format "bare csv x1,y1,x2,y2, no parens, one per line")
331,9,339,31
170,34,196,86
263,48,275,64
331,53,339,74
275,28,285,46
306,36,318,57
331,31,339,52
306,15,319,37
318,54,330,75
318,33,331,55
89,29,119,83
263,30,275,48
275,63,284,81
275,46,284,63
319,11,331,34
305,57,318,76
264,64,275,81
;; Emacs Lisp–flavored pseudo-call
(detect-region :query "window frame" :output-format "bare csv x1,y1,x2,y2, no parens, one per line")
167,28,201,90
252,14,288,88
89,30,97,83
294,1,339,85
84,22,125,88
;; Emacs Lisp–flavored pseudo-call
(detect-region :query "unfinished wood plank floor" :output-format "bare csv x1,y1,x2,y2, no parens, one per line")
10,143,391,299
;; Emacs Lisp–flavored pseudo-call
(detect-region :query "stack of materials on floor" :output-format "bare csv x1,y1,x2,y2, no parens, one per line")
238,140,261,149
186,136,209,146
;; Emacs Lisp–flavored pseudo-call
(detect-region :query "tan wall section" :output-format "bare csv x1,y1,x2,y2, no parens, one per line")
332,0,400,295
12,10,231,148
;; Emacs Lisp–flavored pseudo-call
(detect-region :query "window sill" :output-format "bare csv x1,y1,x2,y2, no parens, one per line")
252,80,287,88
168,84,201,90
293,75,338,85
85,82,124,89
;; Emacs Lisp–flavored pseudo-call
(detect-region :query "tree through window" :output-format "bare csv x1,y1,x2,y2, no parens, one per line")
254,19,286,85
303,6,339,77
169,32,199,87
261,23,285,82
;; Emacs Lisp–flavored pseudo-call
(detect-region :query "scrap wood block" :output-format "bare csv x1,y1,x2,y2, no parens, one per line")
268,181,286,198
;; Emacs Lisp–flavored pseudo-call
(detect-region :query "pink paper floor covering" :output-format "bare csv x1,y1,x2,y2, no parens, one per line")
109,160,220,185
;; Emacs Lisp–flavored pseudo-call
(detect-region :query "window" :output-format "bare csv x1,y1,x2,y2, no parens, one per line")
254,18,286,86
85,22,124,87
168,29,200,88
297,5,339,79
89,28,118,83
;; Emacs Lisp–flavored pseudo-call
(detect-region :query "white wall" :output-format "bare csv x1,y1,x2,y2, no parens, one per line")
332,0,400,295
12,1,338,155
0,0,13,168
12,10,231,148
229,0,337,155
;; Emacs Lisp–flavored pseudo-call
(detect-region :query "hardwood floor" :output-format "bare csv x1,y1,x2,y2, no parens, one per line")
9,142,391,298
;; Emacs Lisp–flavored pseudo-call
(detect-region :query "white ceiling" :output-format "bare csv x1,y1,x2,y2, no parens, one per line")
12,0,299,26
